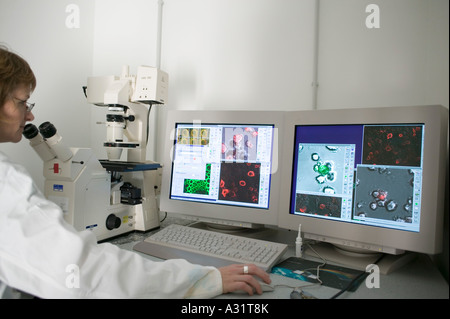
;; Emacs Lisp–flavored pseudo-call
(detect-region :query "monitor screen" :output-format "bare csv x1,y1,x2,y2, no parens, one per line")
160,110,284,228
278,105,448,256
170,123,274,209
291,123,423,233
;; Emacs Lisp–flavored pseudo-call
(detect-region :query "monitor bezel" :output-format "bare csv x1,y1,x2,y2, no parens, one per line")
278,105,448,255
160,110,285,227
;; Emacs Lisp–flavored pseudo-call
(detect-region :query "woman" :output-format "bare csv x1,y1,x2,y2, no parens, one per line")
0,45,270,298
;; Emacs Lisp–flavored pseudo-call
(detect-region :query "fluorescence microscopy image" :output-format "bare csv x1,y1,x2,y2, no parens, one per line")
183,163,211,195
219,162,261,204
362,125,423,167
295,193,342,218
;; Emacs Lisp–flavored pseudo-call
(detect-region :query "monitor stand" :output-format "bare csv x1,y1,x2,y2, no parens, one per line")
304,242,417,275
204,222,265,233
186,218,265,233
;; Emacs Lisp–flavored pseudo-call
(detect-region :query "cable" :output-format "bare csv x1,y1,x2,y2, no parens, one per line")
160,211,168,223
290,233,386,299
294,225,326,285
329,253,385,299
294,241,327,285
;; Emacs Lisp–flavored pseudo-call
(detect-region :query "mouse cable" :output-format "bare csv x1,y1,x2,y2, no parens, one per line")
329,253,385,299
305,242,327,285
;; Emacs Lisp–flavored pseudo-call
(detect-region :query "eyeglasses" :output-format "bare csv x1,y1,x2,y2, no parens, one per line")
12,97,35,112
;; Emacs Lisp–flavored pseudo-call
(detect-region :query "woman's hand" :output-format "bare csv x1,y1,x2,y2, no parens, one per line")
218,264,271,295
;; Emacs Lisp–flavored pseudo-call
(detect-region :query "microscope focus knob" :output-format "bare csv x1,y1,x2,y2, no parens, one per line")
106,214,121,230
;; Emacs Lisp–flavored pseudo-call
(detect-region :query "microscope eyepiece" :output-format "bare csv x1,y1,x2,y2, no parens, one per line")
22,123,56,161
38,121,57,139
23,123,39,139
36,121,73,162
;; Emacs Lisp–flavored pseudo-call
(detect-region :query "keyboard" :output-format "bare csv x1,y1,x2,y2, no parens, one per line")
133,224,288,271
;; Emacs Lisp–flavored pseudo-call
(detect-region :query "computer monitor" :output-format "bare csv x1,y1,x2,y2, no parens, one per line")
159,110,284,228
278,105,448,272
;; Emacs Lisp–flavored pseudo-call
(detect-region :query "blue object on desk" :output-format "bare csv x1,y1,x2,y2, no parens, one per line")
272,257,367,291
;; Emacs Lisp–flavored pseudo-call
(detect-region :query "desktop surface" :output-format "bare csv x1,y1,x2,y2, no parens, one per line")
109,216,449,299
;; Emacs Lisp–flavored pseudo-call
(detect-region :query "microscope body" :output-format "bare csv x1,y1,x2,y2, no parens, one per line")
42,148,121,240
25,65,167,241
42,147,160,241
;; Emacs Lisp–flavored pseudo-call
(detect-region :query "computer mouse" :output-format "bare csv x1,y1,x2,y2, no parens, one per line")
231,283,274,294
260,283,275,292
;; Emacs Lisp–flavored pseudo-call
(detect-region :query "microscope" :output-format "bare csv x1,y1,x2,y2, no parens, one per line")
23,65,168,241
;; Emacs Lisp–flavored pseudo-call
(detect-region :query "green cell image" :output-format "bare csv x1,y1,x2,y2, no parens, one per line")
183,164,211,195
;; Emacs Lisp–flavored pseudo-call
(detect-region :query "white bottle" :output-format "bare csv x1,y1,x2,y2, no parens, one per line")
295,224,303,258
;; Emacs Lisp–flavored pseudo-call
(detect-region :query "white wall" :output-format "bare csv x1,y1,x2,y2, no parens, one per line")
160,0,449,113
317,0,449,109
92,0,159,75
0,0,95,190
160,0,316,111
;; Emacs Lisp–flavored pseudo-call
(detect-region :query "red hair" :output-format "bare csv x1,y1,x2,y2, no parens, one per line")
0,45,37,107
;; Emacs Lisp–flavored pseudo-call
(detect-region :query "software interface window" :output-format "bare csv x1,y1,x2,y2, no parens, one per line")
291,124,424,233
170,123,275,210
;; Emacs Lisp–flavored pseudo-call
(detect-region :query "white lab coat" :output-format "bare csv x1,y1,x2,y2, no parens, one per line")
0,151,223,298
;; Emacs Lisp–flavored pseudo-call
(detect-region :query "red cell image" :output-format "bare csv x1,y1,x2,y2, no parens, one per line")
222,189,230,197
295,193,342,218
219,162,261,204
362,125,423,167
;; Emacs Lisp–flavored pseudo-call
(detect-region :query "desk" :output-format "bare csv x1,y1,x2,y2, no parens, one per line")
110,217,449,299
